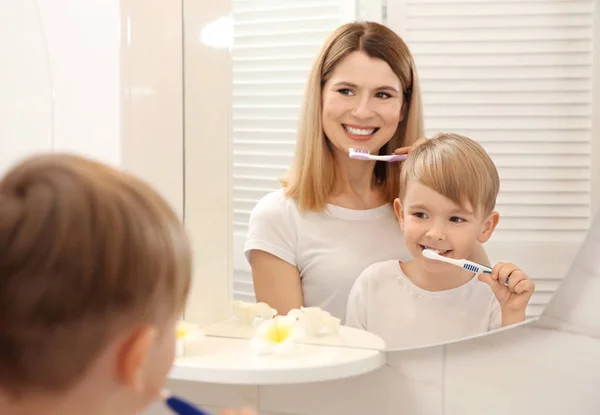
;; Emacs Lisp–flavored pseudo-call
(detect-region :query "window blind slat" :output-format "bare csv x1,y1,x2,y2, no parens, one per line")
407,2,592,17
411,40,592,54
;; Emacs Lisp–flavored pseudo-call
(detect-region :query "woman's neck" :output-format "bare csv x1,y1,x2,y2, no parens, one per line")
329,151,387,210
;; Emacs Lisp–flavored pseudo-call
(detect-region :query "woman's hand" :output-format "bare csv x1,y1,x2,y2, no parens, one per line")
393,136,429,155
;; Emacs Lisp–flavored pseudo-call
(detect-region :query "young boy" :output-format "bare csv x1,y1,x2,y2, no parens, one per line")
0,154,254,415
345,133,536,349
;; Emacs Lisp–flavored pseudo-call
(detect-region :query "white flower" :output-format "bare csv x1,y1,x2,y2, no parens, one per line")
250,315,306,355
175,320,205,358
232,300,277,327
175,320,205,342
286,307,341,337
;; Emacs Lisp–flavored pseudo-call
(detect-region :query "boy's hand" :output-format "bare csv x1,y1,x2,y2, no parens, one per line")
478,262,535,325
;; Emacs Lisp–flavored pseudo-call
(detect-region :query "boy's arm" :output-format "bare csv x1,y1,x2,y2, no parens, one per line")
489,301,525,329
501,309,527,327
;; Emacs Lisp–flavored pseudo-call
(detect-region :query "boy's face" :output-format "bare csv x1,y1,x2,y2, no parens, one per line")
394,181,499,269
141,317,178,397
117,315,179,413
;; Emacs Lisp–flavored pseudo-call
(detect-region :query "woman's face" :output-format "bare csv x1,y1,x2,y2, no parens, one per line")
321,51,404,157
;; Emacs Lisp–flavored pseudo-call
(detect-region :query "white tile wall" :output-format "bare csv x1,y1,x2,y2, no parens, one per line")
444,326,600,415
148,324,600,415
1,0,120,174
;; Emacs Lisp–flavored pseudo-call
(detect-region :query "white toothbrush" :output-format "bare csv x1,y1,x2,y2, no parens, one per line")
349,148,407,162
422,248,493,275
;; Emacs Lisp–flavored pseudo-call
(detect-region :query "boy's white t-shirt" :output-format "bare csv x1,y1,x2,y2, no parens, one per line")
345,259,502,349
244,189,409,322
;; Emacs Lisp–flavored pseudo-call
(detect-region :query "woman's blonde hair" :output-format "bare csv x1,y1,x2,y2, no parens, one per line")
280,21,424,212
399,133,500,216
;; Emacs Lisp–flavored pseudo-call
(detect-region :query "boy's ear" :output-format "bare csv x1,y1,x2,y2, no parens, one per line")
477,211,500,243
393,198,405,231
117,325,156,392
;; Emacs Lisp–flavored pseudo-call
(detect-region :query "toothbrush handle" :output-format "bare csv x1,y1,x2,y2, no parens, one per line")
464,260,492,274
165,395,212,415
384,154,407,162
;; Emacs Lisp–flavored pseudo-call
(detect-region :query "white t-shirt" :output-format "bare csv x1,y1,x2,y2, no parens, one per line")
244,189,409,322
345,259,501,349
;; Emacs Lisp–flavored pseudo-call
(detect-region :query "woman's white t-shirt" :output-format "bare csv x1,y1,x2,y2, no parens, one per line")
244,189,409,322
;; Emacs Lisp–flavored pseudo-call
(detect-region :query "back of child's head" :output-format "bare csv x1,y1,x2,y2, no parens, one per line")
0,153,191,397
399,133,500,216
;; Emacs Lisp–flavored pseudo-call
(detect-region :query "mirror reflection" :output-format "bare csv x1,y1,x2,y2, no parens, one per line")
191,0,595,352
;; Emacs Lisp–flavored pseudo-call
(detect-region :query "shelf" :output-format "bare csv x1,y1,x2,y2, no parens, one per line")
169,322,386,385
201,317,386,349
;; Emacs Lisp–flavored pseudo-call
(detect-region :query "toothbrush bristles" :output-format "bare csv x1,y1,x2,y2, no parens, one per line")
350,148,370,154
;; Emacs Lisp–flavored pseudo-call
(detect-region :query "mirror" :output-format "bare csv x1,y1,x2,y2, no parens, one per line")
183,0,596,352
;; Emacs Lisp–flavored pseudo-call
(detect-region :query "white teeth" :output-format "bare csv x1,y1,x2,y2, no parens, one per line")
344,125,375,136
424,246,447,254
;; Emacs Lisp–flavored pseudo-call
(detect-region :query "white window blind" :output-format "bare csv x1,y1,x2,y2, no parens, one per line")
388,0,596,317
232,1,355,300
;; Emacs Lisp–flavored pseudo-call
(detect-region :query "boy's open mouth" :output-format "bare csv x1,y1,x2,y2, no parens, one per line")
420,244,452,257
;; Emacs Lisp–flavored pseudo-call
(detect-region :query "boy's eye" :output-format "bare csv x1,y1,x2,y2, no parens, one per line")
337,88,353,96
413,212,427,219
450,216,465,223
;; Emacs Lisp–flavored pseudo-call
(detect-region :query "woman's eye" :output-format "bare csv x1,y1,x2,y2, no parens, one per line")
375,92,392,99
450,216,465,223
337,88,353,96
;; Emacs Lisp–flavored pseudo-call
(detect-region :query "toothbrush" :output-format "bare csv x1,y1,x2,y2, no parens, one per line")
162,390,212,415
349,148,408,162
422,248,493,276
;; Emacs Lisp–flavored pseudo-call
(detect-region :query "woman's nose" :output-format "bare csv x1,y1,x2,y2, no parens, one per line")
352,97,375,119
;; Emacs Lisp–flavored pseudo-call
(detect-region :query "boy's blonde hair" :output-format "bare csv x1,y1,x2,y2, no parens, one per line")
0,154,191,397
281,21,424,211
399,133,500,216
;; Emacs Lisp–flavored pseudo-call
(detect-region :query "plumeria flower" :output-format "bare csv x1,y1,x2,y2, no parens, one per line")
250,315,306,355
175,320,205,341
175,320,205,357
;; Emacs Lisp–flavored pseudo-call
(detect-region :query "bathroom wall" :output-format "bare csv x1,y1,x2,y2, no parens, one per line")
0,0,121,171
0,0,183,217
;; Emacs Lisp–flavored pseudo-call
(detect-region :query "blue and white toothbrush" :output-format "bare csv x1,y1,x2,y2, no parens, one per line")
422,248,502,278
163,390,212,415
349,148,408,162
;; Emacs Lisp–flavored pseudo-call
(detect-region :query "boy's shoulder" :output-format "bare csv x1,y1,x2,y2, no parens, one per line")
355,259,403,289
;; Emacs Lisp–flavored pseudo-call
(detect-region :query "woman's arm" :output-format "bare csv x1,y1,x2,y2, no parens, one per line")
249,249,303,316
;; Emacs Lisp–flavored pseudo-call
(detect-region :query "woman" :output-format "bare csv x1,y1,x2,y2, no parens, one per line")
244,22,488,321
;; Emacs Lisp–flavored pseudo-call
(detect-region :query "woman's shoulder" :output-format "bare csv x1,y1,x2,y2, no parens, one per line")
250,189,300,223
